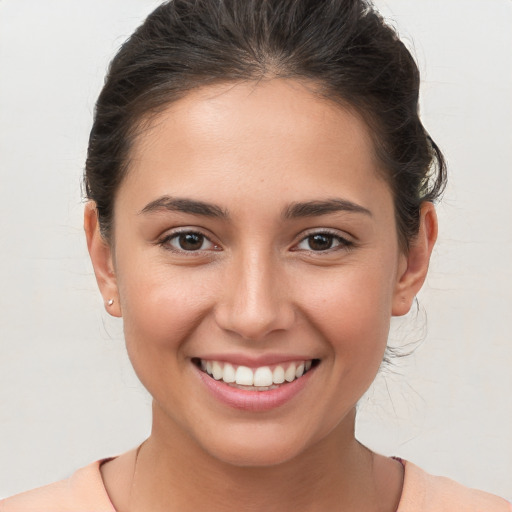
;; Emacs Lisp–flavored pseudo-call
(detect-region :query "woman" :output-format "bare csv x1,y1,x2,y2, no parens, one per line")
1,0,510,510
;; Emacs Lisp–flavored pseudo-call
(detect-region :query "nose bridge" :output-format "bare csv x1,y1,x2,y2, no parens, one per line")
215,244,293,340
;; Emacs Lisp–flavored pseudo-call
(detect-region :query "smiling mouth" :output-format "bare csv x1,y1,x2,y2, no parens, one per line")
192,358,320,391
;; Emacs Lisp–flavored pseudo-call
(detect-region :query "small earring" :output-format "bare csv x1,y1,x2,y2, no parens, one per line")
107,299,114,306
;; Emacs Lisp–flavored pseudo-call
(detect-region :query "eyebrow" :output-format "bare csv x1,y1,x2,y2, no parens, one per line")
139,196,228,218
283,199,372,219
139,196,372,220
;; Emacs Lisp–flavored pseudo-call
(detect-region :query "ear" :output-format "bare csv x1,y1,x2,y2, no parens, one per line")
84,202,122,317
392,202,438,316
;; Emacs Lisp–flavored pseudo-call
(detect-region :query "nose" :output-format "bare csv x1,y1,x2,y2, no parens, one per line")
214,250,295,341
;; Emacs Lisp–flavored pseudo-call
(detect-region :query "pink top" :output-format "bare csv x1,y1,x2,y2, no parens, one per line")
1,451,510,512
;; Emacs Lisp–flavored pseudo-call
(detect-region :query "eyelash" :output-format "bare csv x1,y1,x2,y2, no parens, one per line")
293,229,354,253
158,230,219,255
158,229,354,254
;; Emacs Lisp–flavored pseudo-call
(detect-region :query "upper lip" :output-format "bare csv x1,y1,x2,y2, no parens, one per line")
193,353,319,367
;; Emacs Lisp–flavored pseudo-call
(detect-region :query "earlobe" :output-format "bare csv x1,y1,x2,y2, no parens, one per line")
84,202,122,317
392,202,438,316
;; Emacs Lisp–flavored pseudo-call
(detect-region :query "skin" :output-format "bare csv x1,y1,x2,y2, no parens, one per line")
85,79,437,512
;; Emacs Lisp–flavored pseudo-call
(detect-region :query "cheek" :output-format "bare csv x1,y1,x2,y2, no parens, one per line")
294,262,395,366
115,253,217,353
115,260,219,417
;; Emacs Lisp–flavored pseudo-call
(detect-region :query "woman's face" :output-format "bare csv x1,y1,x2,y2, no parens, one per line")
88,79,432,466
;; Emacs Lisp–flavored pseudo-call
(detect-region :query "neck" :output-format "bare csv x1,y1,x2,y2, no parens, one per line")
115,405,403,512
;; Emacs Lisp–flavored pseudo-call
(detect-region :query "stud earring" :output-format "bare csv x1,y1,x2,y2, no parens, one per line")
107,299,114,306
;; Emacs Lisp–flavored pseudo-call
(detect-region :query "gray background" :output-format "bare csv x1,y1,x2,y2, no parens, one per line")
1,0,511,500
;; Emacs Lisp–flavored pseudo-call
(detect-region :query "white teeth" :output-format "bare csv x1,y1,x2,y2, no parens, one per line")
235,366,254,386
253,367,273,387
222,363,236,383
212,361,223,380
272,365,285,384
200,359,315,387
284,363,297,382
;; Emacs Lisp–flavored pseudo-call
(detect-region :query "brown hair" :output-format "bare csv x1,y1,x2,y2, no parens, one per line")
85,0,446,249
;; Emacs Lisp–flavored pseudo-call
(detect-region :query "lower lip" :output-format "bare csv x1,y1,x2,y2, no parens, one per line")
195,364,316,412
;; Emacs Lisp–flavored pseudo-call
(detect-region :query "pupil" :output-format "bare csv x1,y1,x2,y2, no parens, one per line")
309,234,333,251
179,233,203,250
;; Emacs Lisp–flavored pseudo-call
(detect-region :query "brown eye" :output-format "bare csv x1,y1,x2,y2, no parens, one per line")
164,231,216,252
294,232,353,253
307,234,334,251
179,233,204,250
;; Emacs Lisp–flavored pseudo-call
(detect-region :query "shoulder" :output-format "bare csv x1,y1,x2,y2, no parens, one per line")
398,460,512,512
0,459,116,512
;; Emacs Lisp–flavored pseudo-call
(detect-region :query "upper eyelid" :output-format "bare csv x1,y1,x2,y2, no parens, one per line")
296,227,353,242
159,227,215,241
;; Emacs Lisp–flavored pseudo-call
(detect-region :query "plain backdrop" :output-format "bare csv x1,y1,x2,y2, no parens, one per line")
1,0,511,501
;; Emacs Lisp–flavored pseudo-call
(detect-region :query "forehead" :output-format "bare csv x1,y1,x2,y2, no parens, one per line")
121,79,389,211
